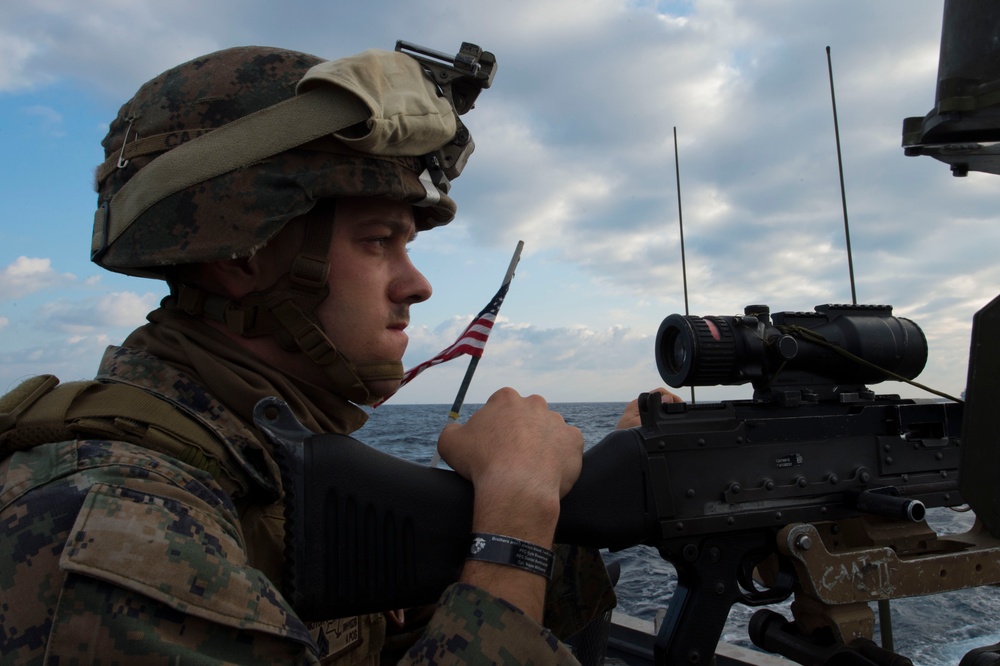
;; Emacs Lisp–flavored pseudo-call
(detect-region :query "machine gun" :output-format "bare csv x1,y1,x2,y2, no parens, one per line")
258,300,1000,666
653,301,1000,666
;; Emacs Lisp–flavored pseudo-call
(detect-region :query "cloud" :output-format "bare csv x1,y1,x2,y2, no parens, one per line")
0,286,159,392
0,334,111,390
37,290,159,334
399,315,664,403
95,291,160,327
0,257,76,301
0,0,992,406
0,1,228,98
21,104,65,137
0,32,44,91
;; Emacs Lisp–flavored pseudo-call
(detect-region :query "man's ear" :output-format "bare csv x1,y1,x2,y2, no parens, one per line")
198,256,263,299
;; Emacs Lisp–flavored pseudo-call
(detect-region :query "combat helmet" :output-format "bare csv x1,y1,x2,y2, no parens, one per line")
92,42,496,402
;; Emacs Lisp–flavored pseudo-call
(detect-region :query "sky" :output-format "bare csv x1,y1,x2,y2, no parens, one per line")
1,0,996,406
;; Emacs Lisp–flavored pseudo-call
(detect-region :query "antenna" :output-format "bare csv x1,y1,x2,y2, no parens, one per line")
826,46,858,305
673,127,695,403
829,48,895,647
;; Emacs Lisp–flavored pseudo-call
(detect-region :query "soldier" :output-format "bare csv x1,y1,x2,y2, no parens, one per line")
0,45,623,663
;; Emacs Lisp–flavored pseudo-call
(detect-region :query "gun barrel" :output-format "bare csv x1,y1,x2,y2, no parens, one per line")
848,488,926,522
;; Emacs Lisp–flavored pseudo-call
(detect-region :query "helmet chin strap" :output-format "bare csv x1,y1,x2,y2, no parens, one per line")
171,215,403,405
265,296,403,405
351,360,406,383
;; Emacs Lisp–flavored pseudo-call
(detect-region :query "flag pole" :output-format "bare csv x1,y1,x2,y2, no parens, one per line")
673,127,695,404
430,240,524,467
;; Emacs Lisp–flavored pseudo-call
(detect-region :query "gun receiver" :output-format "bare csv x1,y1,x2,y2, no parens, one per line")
630,387,963,665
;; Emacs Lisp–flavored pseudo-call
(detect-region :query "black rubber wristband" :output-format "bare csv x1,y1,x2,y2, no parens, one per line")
467,533,556,580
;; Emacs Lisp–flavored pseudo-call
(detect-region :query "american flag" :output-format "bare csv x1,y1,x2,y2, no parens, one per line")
396,282,509,390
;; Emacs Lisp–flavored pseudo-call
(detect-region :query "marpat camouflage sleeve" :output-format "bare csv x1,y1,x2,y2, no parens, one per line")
1,437,589,665
405,583,578,665
0,438,317,665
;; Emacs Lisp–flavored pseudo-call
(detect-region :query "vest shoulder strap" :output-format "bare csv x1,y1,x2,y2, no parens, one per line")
0,374,250,497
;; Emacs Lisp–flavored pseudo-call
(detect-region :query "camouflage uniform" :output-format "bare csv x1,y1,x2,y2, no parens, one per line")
0,322,586,664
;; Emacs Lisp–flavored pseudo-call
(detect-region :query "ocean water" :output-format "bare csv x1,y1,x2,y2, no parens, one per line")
355,401,1000,666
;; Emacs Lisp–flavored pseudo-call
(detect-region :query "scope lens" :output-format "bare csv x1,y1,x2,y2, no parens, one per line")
664,328,687,374
656,315,697,387
657,313,743,387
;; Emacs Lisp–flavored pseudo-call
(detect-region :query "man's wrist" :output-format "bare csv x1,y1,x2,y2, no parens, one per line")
472,479,561,538
467,533,556,579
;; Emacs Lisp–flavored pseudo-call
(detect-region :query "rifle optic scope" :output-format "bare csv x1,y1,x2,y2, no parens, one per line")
656,304,928,394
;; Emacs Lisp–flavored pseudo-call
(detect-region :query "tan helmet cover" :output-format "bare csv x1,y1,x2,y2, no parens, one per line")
298,50,457,156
